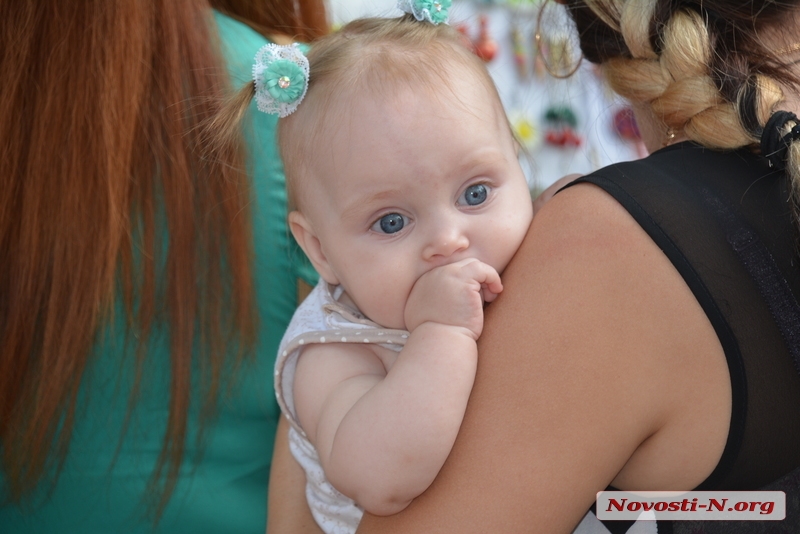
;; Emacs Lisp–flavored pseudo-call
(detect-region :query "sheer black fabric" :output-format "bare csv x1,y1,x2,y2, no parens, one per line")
565,142,800,532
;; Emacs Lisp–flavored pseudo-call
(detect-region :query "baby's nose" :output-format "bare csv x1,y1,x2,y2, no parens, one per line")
422,225,469,261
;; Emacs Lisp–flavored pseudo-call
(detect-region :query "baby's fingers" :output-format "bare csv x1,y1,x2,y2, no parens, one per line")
465,260,503,295
481,285,501,303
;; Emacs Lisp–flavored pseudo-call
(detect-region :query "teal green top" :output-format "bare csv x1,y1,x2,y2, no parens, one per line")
0,13,315,533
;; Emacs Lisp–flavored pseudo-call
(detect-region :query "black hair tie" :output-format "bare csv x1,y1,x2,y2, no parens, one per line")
760,110,800,170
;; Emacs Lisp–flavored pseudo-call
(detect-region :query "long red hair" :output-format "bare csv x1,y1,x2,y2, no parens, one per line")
211,0,328,42
0,0,258,512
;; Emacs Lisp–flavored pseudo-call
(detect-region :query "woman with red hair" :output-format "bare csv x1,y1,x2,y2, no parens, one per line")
0,0,325,531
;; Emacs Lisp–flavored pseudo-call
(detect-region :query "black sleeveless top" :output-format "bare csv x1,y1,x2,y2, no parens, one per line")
568,142,800,533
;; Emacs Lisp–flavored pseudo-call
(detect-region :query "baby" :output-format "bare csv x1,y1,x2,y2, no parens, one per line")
246,9,533,533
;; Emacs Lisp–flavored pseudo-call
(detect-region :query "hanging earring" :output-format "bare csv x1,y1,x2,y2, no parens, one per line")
544,105,583,148
534,0,582,79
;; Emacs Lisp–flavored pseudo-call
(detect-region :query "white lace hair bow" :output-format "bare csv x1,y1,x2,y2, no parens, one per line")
397,0,451,25
252,43,309,118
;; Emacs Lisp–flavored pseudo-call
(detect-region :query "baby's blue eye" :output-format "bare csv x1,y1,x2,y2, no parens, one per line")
461,184,488,206
373,213,406,234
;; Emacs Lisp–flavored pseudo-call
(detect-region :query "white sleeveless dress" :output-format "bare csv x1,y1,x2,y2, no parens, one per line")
274,279,409,533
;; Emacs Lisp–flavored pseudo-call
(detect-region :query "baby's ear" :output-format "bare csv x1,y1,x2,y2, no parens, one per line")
288,211,340,286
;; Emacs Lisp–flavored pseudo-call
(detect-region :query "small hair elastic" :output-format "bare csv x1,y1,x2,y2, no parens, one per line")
252,43,309,117
397,0,451,25
760,110,800,170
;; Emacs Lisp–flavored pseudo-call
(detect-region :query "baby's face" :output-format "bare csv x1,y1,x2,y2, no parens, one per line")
299,67,533,329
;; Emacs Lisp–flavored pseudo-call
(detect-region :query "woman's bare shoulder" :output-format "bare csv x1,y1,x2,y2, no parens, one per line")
502,182,730,488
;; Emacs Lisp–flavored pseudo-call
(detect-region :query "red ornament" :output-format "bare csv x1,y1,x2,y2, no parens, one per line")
545,128,582,147
543,106,582,148
473,15,497,62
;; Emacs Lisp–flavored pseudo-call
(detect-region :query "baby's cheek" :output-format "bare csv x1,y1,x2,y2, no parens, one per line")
495,232,527,275
359,285,409,330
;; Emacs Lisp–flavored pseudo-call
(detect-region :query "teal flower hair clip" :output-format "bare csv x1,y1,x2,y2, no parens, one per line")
397,0,451,25
252,44,309,117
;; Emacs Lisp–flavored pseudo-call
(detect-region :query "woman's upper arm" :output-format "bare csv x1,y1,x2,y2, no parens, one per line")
267,417,323,534
356,183,730,533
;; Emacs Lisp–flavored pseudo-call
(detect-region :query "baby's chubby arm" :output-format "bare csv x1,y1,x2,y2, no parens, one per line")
293,259,502,516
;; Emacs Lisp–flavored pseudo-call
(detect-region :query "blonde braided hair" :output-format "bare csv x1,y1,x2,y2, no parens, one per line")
600,4,777,149
575,0,800,225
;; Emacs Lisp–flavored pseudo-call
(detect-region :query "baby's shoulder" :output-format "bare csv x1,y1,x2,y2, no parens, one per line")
294,341,389,387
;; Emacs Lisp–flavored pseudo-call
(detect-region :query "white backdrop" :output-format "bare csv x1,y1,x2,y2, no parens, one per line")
327,0,640,189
